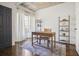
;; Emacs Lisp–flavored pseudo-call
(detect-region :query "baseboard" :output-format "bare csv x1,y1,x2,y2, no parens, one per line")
76,48,79,56
12,41,15,46
55,41,75,45
15,37,31,43
76,50,79,56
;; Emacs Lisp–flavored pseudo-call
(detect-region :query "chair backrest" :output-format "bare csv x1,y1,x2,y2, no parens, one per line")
44,28,52,32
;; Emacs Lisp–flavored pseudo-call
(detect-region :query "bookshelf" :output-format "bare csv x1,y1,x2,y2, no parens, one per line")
58,16,70,44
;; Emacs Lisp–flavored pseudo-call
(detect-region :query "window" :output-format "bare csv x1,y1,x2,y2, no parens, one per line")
17,11,31,39
23,14,31,37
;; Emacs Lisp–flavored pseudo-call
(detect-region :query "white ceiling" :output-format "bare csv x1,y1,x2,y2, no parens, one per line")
20,2,64,11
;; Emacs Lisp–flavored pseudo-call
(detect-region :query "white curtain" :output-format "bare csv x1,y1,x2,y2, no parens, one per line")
23,15,31,39
17,9,35,41
17,10,25,41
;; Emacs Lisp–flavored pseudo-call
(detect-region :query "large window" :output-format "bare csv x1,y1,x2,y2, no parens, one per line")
17,11,31,40
23,14,31,38
24,15,30,32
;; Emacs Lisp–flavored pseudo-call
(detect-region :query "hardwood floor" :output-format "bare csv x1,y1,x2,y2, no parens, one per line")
66,44,78,56
0,40,78,56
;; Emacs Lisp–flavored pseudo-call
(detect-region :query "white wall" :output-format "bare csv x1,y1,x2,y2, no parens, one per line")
75,2,79,54
36,2,76,44
0,2,17,45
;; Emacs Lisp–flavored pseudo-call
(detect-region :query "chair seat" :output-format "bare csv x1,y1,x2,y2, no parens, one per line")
39,36,49,40
38,36,50,47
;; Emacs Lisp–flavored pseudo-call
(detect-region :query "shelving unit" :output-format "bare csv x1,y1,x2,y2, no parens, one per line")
58,16,70,44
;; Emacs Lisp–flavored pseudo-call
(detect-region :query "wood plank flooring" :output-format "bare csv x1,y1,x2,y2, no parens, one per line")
0,40,78,56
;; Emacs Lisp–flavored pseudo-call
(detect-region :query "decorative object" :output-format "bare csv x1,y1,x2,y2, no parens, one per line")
62,18,68,21
35,19,42,32
63,33,65,36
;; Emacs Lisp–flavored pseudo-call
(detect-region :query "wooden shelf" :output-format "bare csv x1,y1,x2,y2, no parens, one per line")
59,30,69,32
59,16,70,44
60,20,69,22
59,40,70,44
59,35,69,37
59,25,69,27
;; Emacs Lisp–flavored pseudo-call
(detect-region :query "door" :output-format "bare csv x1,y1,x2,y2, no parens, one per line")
0,5,12,49
5,7,12,47
0,14,4,46
0,6,4,48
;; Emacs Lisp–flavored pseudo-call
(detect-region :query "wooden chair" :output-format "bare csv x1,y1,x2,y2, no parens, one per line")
39,28,52,47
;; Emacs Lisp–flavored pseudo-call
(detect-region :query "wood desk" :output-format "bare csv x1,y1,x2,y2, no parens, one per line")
32,32,56,51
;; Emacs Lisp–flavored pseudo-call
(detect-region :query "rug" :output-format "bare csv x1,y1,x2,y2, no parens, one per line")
21,39,66,56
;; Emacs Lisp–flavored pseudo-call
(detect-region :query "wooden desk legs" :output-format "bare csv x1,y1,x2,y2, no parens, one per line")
32,34,33,46
51,34,56,51
39,38,41,44
47,40,50,48
37,35,39,44
51,37,53,52
37,35,41,44
32,34,41,46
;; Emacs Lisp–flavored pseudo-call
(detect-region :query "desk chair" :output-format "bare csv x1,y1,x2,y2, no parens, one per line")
39,28,52,47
